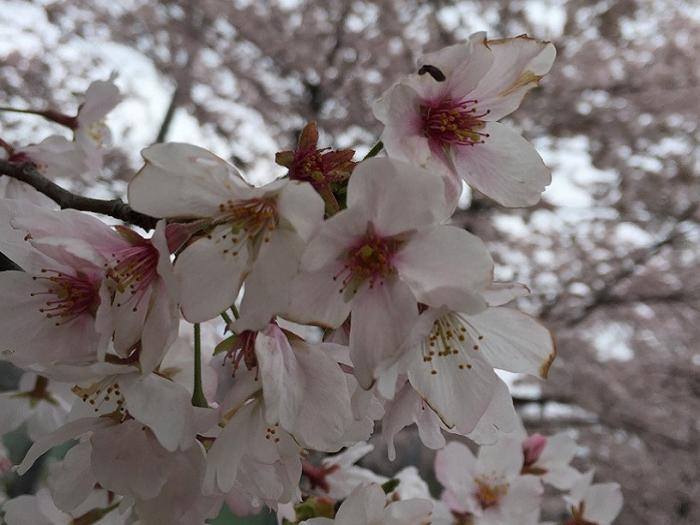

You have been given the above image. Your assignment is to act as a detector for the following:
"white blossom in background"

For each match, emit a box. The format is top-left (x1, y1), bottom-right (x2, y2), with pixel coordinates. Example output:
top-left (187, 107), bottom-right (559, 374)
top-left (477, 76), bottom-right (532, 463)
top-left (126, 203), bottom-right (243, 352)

top-left (561, 470), bottom-right (624, 525)
top-left (301, 483), bottom-right (433, 525)
top-left (435, 439), bottom-right (543, 525)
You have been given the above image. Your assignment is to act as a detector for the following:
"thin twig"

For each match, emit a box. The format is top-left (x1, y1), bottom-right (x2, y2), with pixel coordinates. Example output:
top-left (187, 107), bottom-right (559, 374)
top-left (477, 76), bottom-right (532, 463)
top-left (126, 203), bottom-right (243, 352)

top-left (0, 159), bottom-right (157, 230)
top-left (155, 86), bottom-right (180, 143)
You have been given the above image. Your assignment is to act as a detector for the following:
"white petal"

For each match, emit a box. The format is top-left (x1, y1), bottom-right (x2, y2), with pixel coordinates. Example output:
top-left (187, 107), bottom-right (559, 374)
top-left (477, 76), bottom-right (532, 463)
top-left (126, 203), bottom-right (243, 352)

top-left (407, 334), bottom-right (499, 432)
top-left (139, 278), bottom-right (180, 374)
top-left (471, 36), bottom-right (556, 121)
top-left (276, 180), bottom-right (325, 242)
top-left (129, 142), bottom-right (248, 218)
top-left (16, 417), bottom-right (111, 475)
top-left (499, 475), bottom-right (543, 517)
top-left (350, 278), bottom-right (419, 388)
top-left (396, 226), bottom-right (493, 312)
top-left (174, 226), bottom-right (250, 322)
top-left (466, 307), bottom-right (556, 378)
top-left (435, 441), bottom-right (477, 496)
top-left (287, 340), bottom-right (355, 450)
top-left (347, 158), bottom-right (450, 236)
top-left (301, 207), bottom-right (367, 272)
top-left (47, 440), bottom-right (96, 512)
top-left (482, 281), bottom-right (530, 306)
top-left (287, 265), bottom-right (352, 328)
top-left (476, 436), bottom-right (524, 479)
top-left (334, 484), bottom-right (386, 525)
top-left (90, 419), bottom-right (174, 499)
top-left (452, 121), bottom-right (551, 207)
top-left (235, 229), bottom-right (305, 332)
top-left (462, 378), bottom-right (518, 442)
top-left (584, 483), bottom-right (624, 525)
top-left (121, 373), bottom-right (193, 452)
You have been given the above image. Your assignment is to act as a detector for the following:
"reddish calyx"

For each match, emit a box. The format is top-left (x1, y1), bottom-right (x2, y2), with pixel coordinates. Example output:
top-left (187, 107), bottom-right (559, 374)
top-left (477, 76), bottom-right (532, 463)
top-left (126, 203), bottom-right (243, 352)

top-left (276, 121), bottom-right (356, 216)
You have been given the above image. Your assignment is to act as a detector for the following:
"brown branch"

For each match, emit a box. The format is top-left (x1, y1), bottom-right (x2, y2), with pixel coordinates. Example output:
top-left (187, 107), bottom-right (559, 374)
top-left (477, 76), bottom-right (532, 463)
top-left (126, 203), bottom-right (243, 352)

top-left (0, 160), bottom-right (157, 230)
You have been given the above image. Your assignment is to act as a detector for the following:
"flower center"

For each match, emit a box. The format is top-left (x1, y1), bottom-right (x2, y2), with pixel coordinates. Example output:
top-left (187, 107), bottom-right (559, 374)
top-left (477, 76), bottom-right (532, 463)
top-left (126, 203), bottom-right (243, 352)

top-left (106, 240), bottom-right (159, 312)
top-left (420, 98), bottom-right (490, 147)
top-left (421, 312), bottom-right (485, 376)
top-left (212, 197), bottom-right (278, 257)
top-left (225, 330), bottom-right (259, 374)
top-left (334, 224), bottom-right (402, 296)
top-left (31, 269), bottom-right (100, 325)
top-left (564, 504), bottom-right (597, 525)
top-left (475, 476), bottom-right (509, 509)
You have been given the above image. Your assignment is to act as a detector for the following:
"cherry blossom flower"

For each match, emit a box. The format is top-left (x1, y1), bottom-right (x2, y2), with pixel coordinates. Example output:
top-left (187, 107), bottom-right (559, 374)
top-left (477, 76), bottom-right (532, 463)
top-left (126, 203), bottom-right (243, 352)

top-left (0, 373), bottom-right (72, 441)
top-left (521, 432), bottom-right (580, 490)
top-left (0, 214), bottom-right (106, 370)
top-left (436, 439), bottom-right (543, 525)
top-left (374, 32), bottom-right (556, 207)
top-left (128, 142), bottom-right (325, 325)
top-left (288, 157), bottom-right (494, 387)
top-left (203, 375), bottom-right (303, 508)
top-left (301, 483), bottom-right (433, 525)
top-left (74, 78), bottom-right (122, 174)
top-left (561, 471), bottom-right (623, 525)
top-left (6, 203), bottom-right (179, 374)
top-left (2, 488), bottom-right (130, 525)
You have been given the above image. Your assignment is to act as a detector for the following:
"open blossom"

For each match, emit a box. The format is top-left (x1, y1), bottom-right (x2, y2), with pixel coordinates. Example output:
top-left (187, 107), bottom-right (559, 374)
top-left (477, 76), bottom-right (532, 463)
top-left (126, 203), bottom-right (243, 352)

top-left (436, 439), bottom-right (543, 525)
top-left (128, 142), bottom-right (325, 325)
top-left (301, 483), bottom-right (433, 525)
top-left (520, 432), bottom-right (580, 490)
top-left (74, 78), bottom-right (122, 174)
top-left (374, 32), bottom-right (555, 207)
top-left (2, 488), bottom-right (130, 525)
top-left (0, 213), bottom-right (105, 369)
top-left (0, 373), bottom-right (72, 441)
top-left (288, 157), bottom-right (494, 387)
top-left (560, 471), bottom-right (623, 525)
top-left (5, 203), bottom-right (179, 374)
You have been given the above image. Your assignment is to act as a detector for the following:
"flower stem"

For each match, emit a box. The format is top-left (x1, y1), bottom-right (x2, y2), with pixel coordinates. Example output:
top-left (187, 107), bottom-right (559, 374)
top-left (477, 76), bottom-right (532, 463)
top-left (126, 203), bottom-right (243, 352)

top-left (191, 323), bottom-right (209, 408)
top-left (363, 141), bottom-right (384, 159)
top-left (230, 304), bottom-right (240, 319)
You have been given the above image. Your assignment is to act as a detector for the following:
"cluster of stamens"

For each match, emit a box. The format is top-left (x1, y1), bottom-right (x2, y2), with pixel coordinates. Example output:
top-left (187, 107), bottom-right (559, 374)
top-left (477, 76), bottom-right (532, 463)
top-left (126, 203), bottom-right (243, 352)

top-left (421, 98), bottom-right (490, 147)
top-left (73, 379), bottom-right (126, 416)
top-left (30, 269), bottom-right (100, 325)
top-left (564, 503), bottom-right (596, 525)
top-left (334, 225), bottom-right (401, 295)
top-left (106, 241), bottom-right (159, 311)
top-left (265, 422), bottom-right (281, 443)
top-left (422, 313), bottom-right (485, 375)
top-left (225, 330), bottom-right (259, 376)
top-left (475, 475), bottom-right (509, 509)
top-left (213, 197), bottom-right (278, 257)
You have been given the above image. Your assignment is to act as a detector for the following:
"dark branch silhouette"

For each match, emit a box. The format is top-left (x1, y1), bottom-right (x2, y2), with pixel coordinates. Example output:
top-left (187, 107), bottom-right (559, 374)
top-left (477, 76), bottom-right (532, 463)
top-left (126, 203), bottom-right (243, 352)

top-left (0, 160), bottom-right (157, 230)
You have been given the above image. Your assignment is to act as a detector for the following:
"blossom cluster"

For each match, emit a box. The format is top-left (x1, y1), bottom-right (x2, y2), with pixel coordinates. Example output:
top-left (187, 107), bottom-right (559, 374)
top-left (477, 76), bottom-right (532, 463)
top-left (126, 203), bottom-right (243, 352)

top-left (0, 33), bottom-right (622, 524)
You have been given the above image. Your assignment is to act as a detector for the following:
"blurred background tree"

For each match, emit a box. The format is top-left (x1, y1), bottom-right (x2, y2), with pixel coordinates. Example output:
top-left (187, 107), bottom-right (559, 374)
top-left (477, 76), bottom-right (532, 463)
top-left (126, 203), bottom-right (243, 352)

top-left (1, 1), bottom-right (698, 523)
